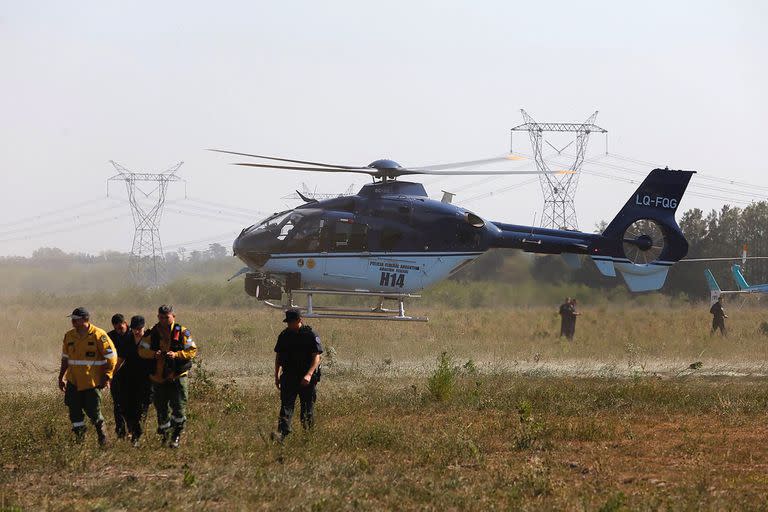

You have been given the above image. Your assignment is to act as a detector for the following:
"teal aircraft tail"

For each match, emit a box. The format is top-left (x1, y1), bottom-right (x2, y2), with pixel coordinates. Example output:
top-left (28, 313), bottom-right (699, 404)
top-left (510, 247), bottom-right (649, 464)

top-left (705, 269), bottom-right (721, 305)
top-left (705, 269), bottom-right (721, 293)
top-left (731, 264), bottom-right (750, 290)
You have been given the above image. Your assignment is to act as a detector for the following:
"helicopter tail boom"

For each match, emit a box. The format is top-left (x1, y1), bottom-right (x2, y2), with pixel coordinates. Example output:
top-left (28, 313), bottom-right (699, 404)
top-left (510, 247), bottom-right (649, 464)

top-left (491, 168), bottom-right (694, 292)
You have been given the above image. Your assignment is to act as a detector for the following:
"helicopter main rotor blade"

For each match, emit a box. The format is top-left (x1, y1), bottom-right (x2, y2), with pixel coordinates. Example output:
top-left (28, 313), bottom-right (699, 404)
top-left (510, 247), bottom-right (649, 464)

top-left (234, 162), bottom-right (376, 175)
top-left (409, 154), bottom-right (526, 171)
top-left (208, 149), bottom-right (362, 170)
top-left (398, 169), bottom-right (571, 176)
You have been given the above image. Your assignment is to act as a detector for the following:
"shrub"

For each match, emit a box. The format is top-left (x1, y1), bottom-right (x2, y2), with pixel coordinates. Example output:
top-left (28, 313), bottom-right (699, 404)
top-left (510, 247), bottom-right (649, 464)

top-left (428, 352), bottom-right (458, 402)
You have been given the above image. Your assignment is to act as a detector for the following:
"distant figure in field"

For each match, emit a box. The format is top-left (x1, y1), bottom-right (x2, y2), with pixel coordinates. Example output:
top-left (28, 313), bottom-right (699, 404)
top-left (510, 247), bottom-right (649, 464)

top-left (710, 296), bottom-right (728, 336)
top-left (567, 299), bottom-right (581, 340)
top-left (272, 309), bottom-right (323, 443)
top-left (558, 297), bottom-right (572, 338)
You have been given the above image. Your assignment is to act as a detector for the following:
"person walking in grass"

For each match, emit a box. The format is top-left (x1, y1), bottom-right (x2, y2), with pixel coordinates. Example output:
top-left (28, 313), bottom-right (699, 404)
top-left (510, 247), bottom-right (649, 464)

top-left (114, 315), bottom-right (154, 447)
top-left (139, 305), bottom-right (198, 448)
top-left (558, 297), bottom-right (572, 338)
top-left (710, 295), bottom-right (728, 336)
top-left (272, 309), bottom-right (323, 443)
top-left (107, 313), bottom-right (129, 440)
top-left (58, 307), bottom-right (118, 446)
top-left (567, 299), bottom-right (581, 340)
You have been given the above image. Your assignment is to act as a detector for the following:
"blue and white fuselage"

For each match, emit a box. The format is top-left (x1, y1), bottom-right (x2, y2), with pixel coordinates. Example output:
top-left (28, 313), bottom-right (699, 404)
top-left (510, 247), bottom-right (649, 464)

top-left (233, 169), bottom-right (694, 297)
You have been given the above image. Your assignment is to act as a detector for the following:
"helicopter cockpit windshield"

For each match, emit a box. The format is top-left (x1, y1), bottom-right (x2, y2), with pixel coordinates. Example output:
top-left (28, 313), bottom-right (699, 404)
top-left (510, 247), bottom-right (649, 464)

top-left (237, 208), bottom-right (325, 255)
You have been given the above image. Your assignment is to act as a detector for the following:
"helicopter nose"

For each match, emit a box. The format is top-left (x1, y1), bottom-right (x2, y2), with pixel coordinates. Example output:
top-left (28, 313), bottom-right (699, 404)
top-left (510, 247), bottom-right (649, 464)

top-left (233, 229), bottom-right (272, 268)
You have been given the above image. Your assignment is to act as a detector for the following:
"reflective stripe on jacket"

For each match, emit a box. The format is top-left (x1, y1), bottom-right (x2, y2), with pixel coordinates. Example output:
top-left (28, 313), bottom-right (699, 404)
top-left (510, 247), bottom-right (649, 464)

top-left (61, 324), bottom-right (117, 391)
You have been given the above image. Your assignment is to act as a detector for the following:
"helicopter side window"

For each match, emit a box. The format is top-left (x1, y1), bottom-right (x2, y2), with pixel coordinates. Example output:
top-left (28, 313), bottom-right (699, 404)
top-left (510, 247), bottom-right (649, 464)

top-left (284, 217), bottom-right (324, 252)
top-left (275, 214), bottom-right (302, 241)
top-left (332, 221), bottom-right (368, 252)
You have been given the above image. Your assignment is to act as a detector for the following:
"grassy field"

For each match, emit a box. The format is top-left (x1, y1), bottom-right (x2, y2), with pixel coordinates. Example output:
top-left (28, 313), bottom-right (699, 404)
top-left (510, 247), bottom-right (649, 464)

top-left (1, 302), bottom-right (768, 510)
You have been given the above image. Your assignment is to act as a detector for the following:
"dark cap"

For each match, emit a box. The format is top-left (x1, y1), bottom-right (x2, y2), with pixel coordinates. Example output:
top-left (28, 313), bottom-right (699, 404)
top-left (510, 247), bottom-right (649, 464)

top-left (158, 304), bottom-right (174, 315)
top-left (111, 313), bottom-right (125, 325)
top-left (283, 309), bottom-right (301, 323)
top-left (129, 315), bottom-right (146, 330)
top-left (67, 307), bottom-right (90, 320)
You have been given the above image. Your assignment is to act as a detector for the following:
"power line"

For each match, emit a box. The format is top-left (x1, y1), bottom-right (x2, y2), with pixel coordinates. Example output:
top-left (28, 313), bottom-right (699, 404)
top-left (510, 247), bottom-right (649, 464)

top-left (0, 213), bottom-right (133, 243)
top-left (456, 177), bottom-right (540, 205)
top-left (164, 230), bottom-right (239, 250)
top-left (0, 198), bottom-right (118, 230)
top-left (185, 196), bottom-right (267, 217)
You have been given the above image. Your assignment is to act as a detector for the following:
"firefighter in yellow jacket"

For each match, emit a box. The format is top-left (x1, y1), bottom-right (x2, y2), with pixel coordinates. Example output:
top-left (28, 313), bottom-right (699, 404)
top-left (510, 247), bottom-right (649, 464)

top-left (57, 307), bottom-right (117, 446)
top-left (139, 304), bottom-right (197, 448)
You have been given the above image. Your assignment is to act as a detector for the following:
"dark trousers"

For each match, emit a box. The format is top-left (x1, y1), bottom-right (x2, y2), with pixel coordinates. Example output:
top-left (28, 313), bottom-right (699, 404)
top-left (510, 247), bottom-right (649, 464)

top-left (64, 383), bottom-right (103, 430)
top-left (278, 378), bottom-right (317, 436)
top-left (712, 317), bottom-right (726, 335)
top-left (117, 378), bottom-right (153, 439)
top-left (110, 379), bottom-right (127, 437)
top-left (560, 317), bottom-right (575, 340)
top-left (153, 376), bottom-right (189, 434)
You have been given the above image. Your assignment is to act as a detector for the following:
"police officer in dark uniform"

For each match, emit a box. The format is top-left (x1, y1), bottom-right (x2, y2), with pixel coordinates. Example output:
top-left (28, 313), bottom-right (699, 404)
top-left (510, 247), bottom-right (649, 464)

top-left (113, 315), bottom-right (154, 447)
top-left (710, 296), bottom-right (728, 335)
top-left (107, 313), bottom-right (129, 439)
top-left (272, 309), bottom-right (323, 442)
top-left (558, 298), bottom-right (571, 338)
top-left (567, 298), bottom-right (581, 340)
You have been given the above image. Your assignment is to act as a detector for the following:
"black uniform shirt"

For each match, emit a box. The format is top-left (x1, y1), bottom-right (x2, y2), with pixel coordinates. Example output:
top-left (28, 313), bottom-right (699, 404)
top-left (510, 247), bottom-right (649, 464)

top-left (710, 302), bottom-right (726, 319)
top-left (274, 325), bottom-right (323, 381)
top-left (112, 331), bottom-right (153, 384)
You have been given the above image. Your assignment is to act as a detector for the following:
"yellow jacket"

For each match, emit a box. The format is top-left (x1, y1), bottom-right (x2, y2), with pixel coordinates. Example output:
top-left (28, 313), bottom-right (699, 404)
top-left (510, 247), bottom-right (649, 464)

top-left (61, 324), bottom-right (117, 391)
top-left (138, 322), bottom-right (197, 380)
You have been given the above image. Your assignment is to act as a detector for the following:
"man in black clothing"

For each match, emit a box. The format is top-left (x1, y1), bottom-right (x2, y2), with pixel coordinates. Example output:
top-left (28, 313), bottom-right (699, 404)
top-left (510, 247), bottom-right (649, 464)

top-left (273, 309), bottom-right (323, 442)
top-left (558, 298), bottom-right (572, 338)
top-left (114, 315), bottom-right (155, 446)
top-left (107, 313), bottom-right (129, 439)
top-left (567, 299), bottom-right (581, 340)
top-left (710, 296), bottom-right (728, 336)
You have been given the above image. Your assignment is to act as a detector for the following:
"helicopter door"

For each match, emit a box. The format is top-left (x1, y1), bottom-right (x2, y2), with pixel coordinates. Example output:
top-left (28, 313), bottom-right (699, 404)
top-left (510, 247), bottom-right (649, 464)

top-left (322, 218), bottom-right (370, 287)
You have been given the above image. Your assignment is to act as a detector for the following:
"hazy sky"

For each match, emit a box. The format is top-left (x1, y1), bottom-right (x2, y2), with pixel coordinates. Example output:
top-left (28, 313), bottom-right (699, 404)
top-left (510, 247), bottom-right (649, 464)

top-left (1, 1), bottom-right (766, 256)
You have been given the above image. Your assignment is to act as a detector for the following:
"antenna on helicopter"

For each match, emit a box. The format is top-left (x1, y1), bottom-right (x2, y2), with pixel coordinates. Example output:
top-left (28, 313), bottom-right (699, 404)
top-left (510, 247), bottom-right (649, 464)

top-left (440, 191), bottom-right (456, 204)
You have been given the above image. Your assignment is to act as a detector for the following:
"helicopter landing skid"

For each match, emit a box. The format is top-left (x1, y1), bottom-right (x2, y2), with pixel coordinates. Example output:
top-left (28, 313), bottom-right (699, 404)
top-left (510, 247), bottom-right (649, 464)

top-left (263, 289), bottom-right (428, 322)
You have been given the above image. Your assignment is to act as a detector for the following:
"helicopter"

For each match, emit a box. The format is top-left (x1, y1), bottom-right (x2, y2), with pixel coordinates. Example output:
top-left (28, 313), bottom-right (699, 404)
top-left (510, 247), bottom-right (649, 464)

top-left (213, 149), bottom-right (695, 321)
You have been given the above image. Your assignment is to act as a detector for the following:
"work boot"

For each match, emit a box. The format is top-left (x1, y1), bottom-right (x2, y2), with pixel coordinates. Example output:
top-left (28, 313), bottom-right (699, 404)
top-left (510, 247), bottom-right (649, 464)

top-left (169, 425), bottom-right (183, 449)
top-left (73, 426), bottom-right (86, 444)
top-left (158, 427), bottom-right (169, 447)
top-left (270, 431), bottom-right (285, 445)
top-left (95, 422), bottom-right (108, 448)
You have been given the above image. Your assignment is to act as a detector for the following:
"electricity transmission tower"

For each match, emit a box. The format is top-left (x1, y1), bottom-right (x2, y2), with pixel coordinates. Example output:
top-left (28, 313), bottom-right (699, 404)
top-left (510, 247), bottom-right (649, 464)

top-left (107, 161), bottom-right (184, 287)
top-left (282, 183), bottom-right (355, 201)
top-left (511, 110), bottom-right (607, 230)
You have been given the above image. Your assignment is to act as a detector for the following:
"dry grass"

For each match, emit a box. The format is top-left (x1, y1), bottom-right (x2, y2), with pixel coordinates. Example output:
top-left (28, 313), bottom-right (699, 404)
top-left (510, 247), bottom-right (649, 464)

top-left (1, 375), bottom-right (768, 510)
top-left (2, 303), bottom-right (768, 385)
top-left (1, 301), bottom-right (768, 510)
